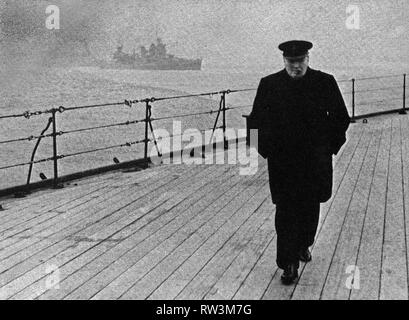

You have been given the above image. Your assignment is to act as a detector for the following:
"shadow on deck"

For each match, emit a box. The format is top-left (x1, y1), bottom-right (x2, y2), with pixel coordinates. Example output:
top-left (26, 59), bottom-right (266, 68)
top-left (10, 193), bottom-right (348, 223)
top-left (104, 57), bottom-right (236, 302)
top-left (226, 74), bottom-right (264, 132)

top-left (1, 114), bottom-right (409, 300)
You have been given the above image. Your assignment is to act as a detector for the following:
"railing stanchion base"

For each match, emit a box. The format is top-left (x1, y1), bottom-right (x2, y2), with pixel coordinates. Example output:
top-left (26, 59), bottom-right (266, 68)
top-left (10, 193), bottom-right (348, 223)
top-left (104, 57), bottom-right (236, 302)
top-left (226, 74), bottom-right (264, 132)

top-left (53, 183), bottom-right (64, 189)
top-left (14, 191), bottom-right (29, 198)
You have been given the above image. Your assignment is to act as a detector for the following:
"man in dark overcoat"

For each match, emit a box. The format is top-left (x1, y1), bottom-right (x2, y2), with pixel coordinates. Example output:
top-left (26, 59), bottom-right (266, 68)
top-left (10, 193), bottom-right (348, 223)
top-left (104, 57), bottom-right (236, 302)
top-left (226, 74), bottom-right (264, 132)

top-left (248, 40), bottom-right (350, 284)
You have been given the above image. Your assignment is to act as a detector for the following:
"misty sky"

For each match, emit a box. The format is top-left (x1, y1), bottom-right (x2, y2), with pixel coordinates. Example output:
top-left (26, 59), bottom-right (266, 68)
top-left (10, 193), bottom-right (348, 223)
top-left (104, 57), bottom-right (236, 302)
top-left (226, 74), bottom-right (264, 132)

top-left (1, 0), bottom-right (408, 73)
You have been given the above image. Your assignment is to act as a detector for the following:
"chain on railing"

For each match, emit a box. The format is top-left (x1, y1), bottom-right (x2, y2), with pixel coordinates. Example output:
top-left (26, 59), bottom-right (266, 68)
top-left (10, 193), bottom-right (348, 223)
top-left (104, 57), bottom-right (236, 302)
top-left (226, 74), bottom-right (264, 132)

top-left (0, 108), bottom-right (53, 120)
top-left (0, 73), bottom-right (407, 192)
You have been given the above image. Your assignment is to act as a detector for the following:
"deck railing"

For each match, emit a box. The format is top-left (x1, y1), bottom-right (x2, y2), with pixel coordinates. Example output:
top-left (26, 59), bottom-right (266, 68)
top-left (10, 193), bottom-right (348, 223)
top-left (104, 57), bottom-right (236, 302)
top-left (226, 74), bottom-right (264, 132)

top-left (0, 88), bottom-right (253, 196)
top-left (0, 72), bottom-right (407, 197)
top-left (339, 73), bottom-right (407, 121)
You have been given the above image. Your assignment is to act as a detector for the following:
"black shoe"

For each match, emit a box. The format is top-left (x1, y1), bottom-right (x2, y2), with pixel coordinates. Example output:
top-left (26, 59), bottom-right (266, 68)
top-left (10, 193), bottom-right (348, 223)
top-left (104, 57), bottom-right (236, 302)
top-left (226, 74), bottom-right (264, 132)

top-left (299, 247), bottom-right (312, 262)
top-left (280, 264), bottom-right (298, 285)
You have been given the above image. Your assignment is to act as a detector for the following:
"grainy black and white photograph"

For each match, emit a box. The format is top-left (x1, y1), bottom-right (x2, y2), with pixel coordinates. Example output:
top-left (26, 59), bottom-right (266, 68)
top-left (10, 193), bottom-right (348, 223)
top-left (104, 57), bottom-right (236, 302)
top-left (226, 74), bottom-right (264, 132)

top-left (0, 0), bottom-right (408, 307)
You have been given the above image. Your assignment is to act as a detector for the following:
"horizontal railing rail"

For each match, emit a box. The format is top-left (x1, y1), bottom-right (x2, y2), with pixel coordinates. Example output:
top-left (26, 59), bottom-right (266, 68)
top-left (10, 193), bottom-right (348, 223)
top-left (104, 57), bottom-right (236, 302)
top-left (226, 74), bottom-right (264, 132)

top-left (0, 72), bottom-right (407, 197)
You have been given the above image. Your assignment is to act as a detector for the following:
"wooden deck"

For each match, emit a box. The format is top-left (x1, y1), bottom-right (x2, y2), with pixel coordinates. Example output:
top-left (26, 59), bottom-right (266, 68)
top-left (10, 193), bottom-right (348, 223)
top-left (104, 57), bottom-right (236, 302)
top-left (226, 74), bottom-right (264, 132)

top-left (1, 114), bottom-right (409, 300)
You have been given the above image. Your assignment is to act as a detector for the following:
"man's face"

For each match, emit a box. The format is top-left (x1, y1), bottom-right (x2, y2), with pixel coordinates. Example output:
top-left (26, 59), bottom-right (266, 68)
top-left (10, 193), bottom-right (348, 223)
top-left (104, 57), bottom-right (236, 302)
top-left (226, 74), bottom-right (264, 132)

top-left (284, 55), bottom-right (309, 79)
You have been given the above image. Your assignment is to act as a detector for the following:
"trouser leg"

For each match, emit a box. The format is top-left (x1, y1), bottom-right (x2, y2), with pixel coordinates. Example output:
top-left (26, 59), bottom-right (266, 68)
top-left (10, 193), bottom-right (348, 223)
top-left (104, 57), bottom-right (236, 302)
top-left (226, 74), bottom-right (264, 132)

top-left (297, 200), bottom-right (320, 249)
top-left (275, 199), bottom-right (320, 269)
top-left (275, 201), bottom-right (300, 269)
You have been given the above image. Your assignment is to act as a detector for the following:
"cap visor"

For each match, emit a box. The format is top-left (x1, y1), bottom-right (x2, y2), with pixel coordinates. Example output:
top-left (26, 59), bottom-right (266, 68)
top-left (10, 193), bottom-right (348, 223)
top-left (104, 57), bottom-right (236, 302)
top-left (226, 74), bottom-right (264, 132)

top-left (284, 54), bottom-right (308, 61)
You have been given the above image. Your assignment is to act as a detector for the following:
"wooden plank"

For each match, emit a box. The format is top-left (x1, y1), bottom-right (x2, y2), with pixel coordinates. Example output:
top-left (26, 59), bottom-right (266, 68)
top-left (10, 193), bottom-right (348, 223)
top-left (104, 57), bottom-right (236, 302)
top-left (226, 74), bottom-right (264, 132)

top-left (290, 123), bottom-right (375, 300)
top-left (0, 164), bottom-right (176, 236)
top-left (0, 165), bottom-right (165, 227)
top-left (0, 169), bottom-right (124, 217)
top-left (89, 167), bottom-right (268, 299)
top-left (202, 199), bottom-right (275, 300)
top-left (320, 121), bottom-right (383, 299)
top-left (0, 183), bottom-right (134, 259)
top-left (400, 117), bottom-right (409, 300)
top-left (40, 164), bottom-right (240, 300)
top-left (0, 173), bottom-right (139, 238)
top-left (0, 163), bottom-right (187, 246)
top-left (143, 184), bottom-right (270, 300)
top-left (151, 170), bottom-right (273, 300)
top-left (0, 164), bottom-right (178, 261)
top-left (232, 236), bottom-right (277, 300)
top-left (0, 177), bottom-right (110, 227)
top-left (0, 165), bottom-right (170, 240)
top-left (332, 122), bottom-right (362, 166)
top-left (349, 120), bottom-right (393, 299)
top-left (174, 194), bottom-right (271, 300)
top-left (261, 122), bottom-right (367, 300)
top-left (1, 164), bottom-right (218, 299)
top-left (0, 163), bottom-right (204, 293)
top-left (380, 117), bottom-right (408, 299)
top-left (12, 163), bottom-right (234, 299)
top-left (121, 180), bottom-right (270, 300)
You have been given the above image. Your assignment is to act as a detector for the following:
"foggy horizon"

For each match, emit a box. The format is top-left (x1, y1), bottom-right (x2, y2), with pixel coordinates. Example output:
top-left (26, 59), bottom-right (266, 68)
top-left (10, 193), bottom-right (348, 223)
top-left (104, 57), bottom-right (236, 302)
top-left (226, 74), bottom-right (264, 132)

top-left (1, 0), bottom-right (408, 75)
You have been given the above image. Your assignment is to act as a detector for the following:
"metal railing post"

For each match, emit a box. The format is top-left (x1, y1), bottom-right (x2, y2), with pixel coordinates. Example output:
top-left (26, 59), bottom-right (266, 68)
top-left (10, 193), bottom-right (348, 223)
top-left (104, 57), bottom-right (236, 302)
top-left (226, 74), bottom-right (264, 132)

top-left (51, 108), bottom-right (59, 188)
top-left (144, 100), bottom-right (149, 160)
top-left (399, 73), bottom-right (407, 115)
top-left (350, 78), bottom-right (356, 123)
top-left (222, 91), bottom-right (228, 149)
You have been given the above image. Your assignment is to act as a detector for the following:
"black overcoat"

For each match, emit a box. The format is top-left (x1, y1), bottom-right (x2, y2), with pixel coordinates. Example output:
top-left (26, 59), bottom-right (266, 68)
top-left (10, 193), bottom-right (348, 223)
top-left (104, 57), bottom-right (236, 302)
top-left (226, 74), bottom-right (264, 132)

top-left (248, 67), bottom-right (350, 204)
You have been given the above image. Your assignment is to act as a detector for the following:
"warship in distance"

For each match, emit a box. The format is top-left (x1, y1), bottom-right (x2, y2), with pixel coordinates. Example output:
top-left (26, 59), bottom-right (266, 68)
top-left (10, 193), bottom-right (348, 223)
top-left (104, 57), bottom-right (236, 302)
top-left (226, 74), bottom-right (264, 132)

top-left (105, 38), bottom-right (202, 70)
